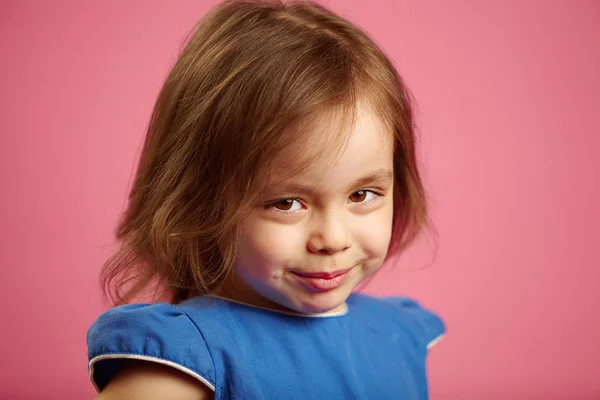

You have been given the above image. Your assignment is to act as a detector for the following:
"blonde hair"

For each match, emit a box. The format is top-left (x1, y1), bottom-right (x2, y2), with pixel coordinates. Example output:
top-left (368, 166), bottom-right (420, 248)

top-left (101, 0), bottom-right (427, 305)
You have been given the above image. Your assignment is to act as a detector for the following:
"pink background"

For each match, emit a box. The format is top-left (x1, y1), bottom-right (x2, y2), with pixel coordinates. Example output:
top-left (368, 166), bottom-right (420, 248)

top-left (1, 0), bottom-right (599, 399)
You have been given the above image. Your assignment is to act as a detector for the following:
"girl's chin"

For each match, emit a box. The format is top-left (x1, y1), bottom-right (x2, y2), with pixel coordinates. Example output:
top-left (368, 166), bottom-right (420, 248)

top-left (285, 291), bottom-right (351, 315)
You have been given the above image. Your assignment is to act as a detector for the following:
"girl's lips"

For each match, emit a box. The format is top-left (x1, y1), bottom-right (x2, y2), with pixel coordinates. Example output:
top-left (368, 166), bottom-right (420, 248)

top-left (292, 267), bottom-right (353, 280)
top-left (292, 268), bottom-right (353, 291)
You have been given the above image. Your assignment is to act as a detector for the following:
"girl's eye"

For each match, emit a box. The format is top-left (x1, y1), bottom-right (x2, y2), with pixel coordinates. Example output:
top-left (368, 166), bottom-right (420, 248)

top-left (349, 190), bottom-right (377, 203)
top-left (267, 191), bottom-right (380, 213)
top-left (271, 199), bottom-right (303, 212)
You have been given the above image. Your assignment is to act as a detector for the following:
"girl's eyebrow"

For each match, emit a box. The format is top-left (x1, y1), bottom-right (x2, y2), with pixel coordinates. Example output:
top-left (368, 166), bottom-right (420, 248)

top-left (271, 168), bottom-right (393, 196)
top-left (350, 168), bottom-right (393, 190)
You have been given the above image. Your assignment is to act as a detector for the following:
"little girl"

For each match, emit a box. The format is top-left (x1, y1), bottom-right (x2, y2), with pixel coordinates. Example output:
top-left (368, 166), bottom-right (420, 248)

top-left (87, 0), bottom-right (445, 398)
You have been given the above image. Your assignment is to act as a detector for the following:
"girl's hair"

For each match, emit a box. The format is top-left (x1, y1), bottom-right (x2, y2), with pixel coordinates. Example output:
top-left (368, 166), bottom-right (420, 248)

top-left (101, 0), bottom-right (427, 305)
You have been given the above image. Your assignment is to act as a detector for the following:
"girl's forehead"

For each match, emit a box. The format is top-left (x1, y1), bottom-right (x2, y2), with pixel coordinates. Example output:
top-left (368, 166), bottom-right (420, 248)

top-left (265, 105), bottom-right (393, 189)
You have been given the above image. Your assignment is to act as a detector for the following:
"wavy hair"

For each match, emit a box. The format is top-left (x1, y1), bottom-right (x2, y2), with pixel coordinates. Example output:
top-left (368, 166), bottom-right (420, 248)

top-left (101, 0), bottom-right (427, 305)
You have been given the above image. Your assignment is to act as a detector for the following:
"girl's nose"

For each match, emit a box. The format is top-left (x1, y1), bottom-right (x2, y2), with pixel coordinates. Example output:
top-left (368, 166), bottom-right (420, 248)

top-left (307, 213), bottom-right (352, 255)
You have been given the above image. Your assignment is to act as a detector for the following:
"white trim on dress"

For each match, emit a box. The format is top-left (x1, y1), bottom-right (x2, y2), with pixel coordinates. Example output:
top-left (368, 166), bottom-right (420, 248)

top-left (88, 354), bottom-right (216, 393)
top-left (427, 333), bottom-right (445, 350)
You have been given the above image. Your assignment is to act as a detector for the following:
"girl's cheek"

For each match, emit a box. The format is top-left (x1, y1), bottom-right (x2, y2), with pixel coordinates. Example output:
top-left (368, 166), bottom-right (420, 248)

top-left (356, 222), bottom-right (392, 254)
top-left (242, 219), bottom-right (303, 263)
top-left (355, 207), bottom-right (394, 254)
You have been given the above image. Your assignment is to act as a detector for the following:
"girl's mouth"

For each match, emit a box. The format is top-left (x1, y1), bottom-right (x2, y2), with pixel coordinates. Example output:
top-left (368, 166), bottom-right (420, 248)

top-left (292, 268), bottom-right (353, 291)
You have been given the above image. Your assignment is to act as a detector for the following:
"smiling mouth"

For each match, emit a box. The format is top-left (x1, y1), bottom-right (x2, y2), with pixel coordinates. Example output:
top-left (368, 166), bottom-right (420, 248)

top-left (291, 267), bottom-right (353, 280)
top-left (291, 267), bottom-right (354, 291)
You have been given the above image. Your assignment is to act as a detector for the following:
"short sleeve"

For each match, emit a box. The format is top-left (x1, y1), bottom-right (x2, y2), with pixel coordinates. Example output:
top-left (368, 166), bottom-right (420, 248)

top-left (387, 297), bottom-right (446, 350)
top-left (87, 303), bottom-right (215, 393)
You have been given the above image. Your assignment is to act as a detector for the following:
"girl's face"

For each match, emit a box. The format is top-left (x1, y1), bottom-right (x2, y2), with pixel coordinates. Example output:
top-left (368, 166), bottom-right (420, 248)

top-left (222, 104), bottom-right (395, 315)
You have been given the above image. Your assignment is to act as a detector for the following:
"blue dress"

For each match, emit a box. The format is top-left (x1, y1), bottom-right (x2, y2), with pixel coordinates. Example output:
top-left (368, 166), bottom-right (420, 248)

top-left (87, 292), bottom-right (445, 399)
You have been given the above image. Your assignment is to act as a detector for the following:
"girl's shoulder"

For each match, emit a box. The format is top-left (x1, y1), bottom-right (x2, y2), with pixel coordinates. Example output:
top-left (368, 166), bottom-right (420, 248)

top-left (348, 292), bottom-right (446, 350)
top-left (87, 296), bottom-right (273, 394)
top-left (87, 301), bottom-right (217, 395)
